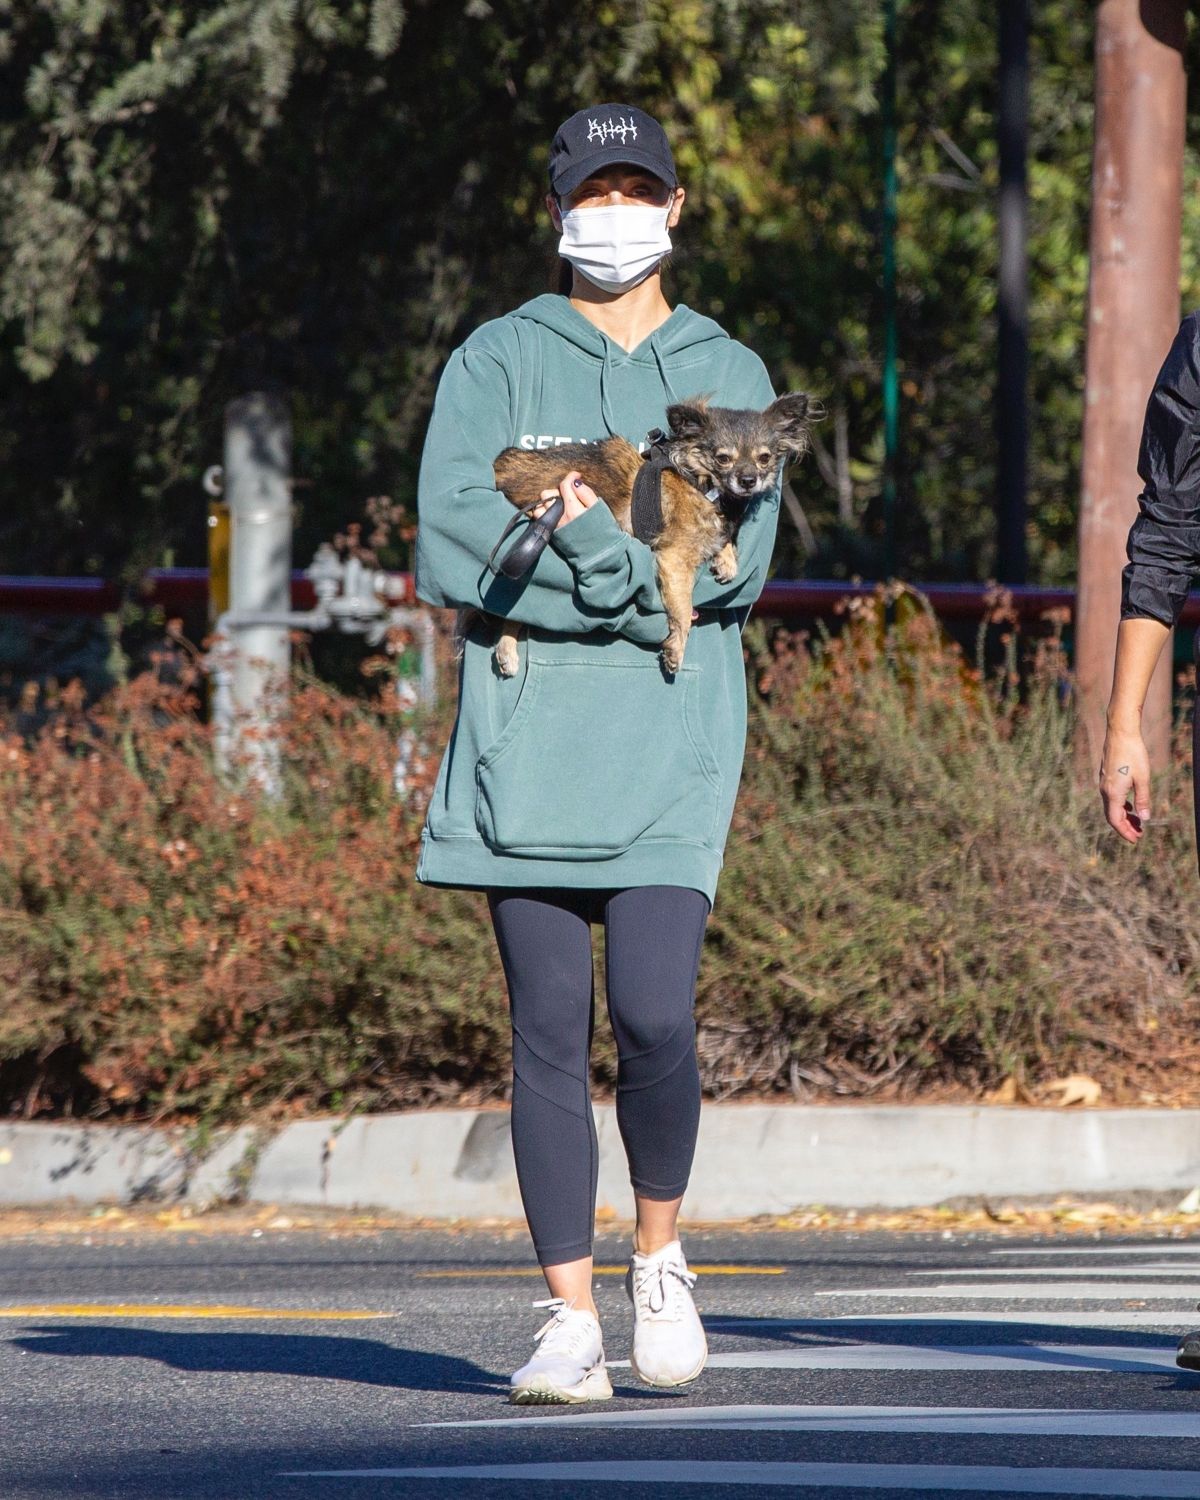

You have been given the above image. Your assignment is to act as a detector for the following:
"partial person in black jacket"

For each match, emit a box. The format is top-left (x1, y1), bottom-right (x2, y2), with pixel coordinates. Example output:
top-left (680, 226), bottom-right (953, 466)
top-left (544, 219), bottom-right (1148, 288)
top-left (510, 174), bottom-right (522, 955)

top-left (1100, 309), bottom-right (1200, 840)
top-left (1098, 309), bottom-right (1200, 1372)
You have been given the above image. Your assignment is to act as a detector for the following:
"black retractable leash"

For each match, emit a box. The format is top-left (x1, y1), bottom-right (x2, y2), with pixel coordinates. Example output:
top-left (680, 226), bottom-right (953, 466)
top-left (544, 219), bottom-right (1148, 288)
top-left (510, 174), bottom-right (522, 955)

top-left (486, 495), bottom-right (565, 580)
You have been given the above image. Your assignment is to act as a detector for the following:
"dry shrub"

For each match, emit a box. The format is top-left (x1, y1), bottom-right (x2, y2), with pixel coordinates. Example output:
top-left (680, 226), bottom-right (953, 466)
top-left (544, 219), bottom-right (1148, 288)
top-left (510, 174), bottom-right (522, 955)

top-left (0, 631), bottom-right (509, 1123)
top-left (2, 588), bottom-right (1198, 1124)
top-left (707, 586), bottom-right (1200, 1102)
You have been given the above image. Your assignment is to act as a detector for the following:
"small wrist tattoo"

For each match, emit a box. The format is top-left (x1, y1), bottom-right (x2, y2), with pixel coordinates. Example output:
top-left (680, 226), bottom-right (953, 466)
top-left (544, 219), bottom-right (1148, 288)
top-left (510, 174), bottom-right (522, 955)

top-left (1117, 765), bottom-right (1130, 775)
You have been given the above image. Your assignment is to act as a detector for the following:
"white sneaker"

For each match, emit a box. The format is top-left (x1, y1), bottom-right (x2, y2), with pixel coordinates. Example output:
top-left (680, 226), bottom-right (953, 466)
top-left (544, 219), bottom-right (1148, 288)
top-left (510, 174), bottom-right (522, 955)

top-left (625, 1239), bottom-right (708, 1387)
top-left (509, 1297), bottom-right (613, 1405)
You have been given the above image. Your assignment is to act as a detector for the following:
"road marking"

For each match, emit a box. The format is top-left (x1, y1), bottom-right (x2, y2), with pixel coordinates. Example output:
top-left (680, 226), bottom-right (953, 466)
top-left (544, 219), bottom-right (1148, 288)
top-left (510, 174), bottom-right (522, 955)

top-left (854, 1310), bottom-right (1199, 1327)
top-left (422, 1403), bottom-right (1200, 1435)
top-left (415, 1265), bottom-right (785, 1278)
top-left (910, 1266), bottom-right (1200, 1278)
top-left (710, 1311), bottom-right (1196, 1328)
top-left (278, 1459), bottom-right (1200, 1493)
top-left (0, 1304), bottom-right (391, 1320)
top-left (817, 1282), bottom-right (1200, 1300)
top-left (602, 1344), bottom-right (1178, 1373)
top-left (991, 1246), bottom-right (1200, 1257)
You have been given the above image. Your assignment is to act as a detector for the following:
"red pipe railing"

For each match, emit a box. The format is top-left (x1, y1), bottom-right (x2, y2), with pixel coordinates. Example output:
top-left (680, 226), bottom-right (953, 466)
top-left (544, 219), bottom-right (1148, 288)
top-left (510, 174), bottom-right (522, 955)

top-left (0, 571), bottom-right (1185, 625)
top-left (753, 580), bottom-right (1078, 621)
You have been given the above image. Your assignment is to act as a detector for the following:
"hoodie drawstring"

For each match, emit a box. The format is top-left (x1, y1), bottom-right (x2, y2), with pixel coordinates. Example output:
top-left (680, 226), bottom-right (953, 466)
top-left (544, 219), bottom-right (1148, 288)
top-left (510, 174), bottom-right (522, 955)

top-left (599, 342), bottom-right (618, 437)
top-left (565, 317), bottom-right (683, 440)
top-left (651, 336), bottom-right (681, 409)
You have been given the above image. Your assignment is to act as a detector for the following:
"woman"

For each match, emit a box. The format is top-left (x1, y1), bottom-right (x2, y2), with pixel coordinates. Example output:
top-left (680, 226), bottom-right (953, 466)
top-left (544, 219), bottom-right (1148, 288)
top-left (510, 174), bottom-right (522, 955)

top-left (1099, 309), bottom-right (1200, 1373)
top-left (1099, 311), bottom-right (1200, 846)
top-left (412, 102), bottom-right (784, 1404)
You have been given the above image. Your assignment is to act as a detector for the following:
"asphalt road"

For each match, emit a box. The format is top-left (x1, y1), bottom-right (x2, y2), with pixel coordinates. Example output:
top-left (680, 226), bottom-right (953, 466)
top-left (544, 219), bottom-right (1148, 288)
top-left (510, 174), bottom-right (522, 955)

top-left (3, 1224), bottom-right (1200, 1498)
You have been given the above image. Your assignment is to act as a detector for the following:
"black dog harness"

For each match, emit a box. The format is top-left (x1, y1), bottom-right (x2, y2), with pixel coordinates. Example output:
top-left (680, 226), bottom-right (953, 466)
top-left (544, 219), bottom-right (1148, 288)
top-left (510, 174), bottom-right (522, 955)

top-left (630, 428), bottom-right (674, 544)
top-left (631, 427), bottom-right (724, 544)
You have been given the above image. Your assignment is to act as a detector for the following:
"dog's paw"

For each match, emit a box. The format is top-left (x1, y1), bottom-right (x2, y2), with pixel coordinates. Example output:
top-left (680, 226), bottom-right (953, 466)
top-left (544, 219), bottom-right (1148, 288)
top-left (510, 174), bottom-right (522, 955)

top-left (710, 541), bottom-right (739, 584)
top-left (494, 639), bottom-right (520, 677)
top-left (660, 636), bottom-right (684, 676)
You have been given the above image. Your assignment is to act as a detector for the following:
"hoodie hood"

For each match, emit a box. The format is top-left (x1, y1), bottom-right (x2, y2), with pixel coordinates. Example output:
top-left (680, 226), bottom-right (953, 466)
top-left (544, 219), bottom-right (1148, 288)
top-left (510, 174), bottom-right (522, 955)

top-left (508, 293), bottom-right (733, 435)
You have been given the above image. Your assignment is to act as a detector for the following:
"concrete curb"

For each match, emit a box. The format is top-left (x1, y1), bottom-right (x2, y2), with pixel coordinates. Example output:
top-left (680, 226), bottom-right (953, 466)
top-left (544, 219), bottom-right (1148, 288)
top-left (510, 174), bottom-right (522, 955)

top-left (1, 1105), bottom-right (1199, 1218)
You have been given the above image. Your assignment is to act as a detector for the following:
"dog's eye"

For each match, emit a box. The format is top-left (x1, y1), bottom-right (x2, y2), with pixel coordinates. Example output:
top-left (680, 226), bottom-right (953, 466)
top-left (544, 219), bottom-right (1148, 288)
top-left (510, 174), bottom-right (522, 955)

top-left (715, 451), bottom-right (734, 466)
top-left (756, 452), bottom-right (772, 466)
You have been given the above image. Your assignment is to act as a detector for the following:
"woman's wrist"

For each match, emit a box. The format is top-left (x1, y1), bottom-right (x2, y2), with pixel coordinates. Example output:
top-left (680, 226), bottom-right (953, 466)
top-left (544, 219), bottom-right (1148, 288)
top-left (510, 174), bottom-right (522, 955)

top-left (1107, 617), bottom-right (1169, 738)
top-left (1105, 702), bottom-right (1143, 734)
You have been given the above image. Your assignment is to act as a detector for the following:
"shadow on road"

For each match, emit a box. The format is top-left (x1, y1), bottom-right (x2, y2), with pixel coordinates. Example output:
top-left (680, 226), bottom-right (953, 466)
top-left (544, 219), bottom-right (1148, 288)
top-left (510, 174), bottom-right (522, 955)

top-left (10, 1326), bottom-right (503, 1394)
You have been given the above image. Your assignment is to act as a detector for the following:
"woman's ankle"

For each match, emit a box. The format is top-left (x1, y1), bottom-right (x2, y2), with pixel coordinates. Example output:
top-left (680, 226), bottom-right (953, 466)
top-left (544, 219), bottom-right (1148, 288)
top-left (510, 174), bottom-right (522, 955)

top-left (632, 1232), bottom-right (679, 1257)
top-left (542, 1253), bottom-right (598, 1318)
top-left (633, 1193), bottom-right (684, 1257)
top-left (547, 1290), bottom-right (599, 1319)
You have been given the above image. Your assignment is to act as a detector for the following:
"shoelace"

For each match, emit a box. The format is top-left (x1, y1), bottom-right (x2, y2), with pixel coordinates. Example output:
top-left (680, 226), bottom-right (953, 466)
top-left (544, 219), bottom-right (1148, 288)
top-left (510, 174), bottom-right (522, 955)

top-left (529, 1296), bottom-right (595, 1357)
top-left (631, 1257), bottom-right (697, 1320)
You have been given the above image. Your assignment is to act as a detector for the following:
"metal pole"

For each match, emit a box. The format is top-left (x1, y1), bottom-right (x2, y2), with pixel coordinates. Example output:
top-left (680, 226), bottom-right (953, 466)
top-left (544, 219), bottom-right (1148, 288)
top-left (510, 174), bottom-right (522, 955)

top-left (881, 0), bottom-right (899, 579)
top-left (1075, 0), bottom-right (1185, 775)
top-left (219, 393), bottom-right (293, 793)
top-left (996, 0), bottom-right (1029, 585)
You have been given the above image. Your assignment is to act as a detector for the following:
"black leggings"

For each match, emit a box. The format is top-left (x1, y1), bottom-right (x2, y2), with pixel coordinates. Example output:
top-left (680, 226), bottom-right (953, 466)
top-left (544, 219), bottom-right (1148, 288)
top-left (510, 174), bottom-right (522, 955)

top-left (486, 885), bottom-right (710, 1268)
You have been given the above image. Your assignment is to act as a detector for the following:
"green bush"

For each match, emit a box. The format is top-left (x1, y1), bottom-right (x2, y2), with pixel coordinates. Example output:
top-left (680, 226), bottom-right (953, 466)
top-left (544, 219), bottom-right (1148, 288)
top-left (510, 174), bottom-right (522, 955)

top-left (0, 592), bottom-right (1196, 1125)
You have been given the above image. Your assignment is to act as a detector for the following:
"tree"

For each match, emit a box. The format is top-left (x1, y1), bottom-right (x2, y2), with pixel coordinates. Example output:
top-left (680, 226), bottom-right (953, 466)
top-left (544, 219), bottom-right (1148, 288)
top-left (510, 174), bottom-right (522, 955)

top-left (2, 1), bottom-right (1200, 596)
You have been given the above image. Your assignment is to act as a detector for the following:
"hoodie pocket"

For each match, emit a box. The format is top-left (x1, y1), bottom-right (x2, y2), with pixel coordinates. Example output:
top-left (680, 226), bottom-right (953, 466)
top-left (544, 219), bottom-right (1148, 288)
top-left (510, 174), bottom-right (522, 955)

top-left (474, 658), bottom-right (722, 858)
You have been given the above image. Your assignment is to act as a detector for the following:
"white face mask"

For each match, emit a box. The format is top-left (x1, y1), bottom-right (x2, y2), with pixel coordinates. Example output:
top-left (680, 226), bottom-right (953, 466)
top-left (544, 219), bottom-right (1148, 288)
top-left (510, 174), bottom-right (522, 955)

top-left (557, 202), bottom-right (673, 294)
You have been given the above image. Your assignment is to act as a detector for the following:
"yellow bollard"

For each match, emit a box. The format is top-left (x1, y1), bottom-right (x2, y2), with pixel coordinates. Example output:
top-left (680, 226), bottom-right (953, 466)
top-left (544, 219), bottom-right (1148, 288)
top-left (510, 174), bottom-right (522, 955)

top-left (207, 499), bottom-right (230, 628)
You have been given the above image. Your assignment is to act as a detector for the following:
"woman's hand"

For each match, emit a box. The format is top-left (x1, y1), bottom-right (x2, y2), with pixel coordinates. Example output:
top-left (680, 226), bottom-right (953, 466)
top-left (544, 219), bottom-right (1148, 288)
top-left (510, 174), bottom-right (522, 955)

top-left (529, 470), bottom-right (699, 622)
top-left (1099, 719), bottom-right (1152, 843)
top-left (1100, 618), bottom-right (1169, 845)
top-left (528, 471), bottom-right (599, 529)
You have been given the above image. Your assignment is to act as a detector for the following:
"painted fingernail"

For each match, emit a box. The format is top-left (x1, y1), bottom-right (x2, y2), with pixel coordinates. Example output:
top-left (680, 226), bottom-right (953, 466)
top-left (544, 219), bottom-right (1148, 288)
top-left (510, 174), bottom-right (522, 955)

top-left (573, 477), bottom-right (582, 487)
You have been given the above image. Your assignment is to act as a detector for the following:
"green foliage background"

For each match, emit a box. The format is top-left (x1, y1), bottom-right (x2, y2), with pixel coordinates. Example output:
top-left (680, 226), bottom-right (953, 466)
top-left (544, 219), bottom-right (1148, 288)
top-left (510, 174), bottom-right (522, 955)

top-left (4, 1), bottom-right (1200, 587)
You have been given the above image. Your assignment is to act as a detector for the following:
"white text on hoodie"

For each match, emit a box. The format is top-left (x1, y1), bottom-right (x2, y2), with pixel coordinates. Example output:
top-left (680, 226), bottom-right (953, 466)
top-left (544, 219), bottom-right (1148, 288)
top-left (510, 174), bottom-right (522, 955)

top-left (518, 434), bottom-right (653, 452)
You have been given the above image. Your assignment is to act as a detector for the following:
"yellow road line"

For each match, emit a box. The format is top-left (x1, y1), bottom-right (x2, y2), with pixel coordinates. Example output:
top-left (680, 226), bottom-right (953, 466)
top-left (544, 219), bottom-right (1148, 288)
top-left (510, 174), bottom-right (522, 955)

top-left (416, 1265), bottom-right (786, 1278)
top-left (0, 1304), bottom-right (391, 1320)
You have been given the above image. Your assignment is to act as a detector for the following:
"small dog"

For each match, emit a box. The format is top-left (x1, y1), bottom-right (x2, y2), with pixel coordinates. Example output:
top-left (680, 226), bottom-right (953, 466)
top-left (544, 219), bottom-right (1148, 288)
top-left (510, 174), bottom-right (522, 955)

top-left (463, 393), bottom-right (812, 676)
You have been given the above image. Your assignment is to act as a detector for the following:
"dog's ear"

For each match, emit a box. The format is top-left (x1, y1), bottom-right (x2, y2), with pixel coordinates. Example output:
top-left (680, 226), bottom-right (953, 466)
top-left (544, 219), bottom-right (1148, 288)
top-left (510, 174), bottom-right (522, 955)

top-left (666, 399), bottom-right (713, 441)
top-left (766, 392), bottom-right (813, 453)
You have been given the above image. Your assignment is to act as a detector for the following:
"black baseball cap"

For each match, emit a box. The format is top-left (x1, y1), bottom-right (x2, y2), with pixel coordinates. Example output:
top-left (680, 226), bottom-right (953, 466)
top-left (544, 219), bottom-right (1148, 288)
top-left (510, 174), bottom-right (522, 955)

top-left (548, 104), bottom-right (677, 199)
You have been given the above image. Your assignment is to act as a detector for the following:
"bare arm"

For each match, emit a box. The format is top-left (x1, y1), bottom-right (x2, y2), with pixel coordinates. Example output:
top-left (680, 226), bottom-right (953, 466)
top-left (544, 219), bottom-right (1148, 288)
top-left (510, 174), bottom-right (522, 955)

top-left (1102, 315), bottom-right (1200, 842)
top-left (1099, 617), bottom-right (1170, 843)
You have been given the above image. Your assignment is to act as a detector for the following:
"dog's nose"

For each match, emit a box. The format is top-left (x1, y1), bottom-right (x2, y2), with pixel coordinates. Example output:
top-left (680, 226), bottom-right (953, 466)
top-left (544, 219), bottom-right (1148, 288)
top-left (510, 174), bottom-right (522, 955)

top-left (735, 472), bottom-right (757, 490)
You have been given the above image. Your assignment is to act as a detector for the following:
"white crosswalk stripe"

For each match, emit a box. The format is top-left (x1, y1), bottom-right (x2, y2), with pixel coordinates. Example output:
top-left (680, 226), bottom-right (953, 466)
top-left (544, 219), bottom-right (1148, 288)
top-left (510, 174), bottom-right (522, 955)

top-left (601, 1344), bottom-right (1180, 1372)
top-left (990, 1246), bottom-right (1200, 1257)
top-left (713, 1311), bottom-right (1196, 1328)
top-left (283, 1460), bottom-right (1200, 1494)
top-left (817, 1280), bottom-right (1200, 1299)
top-left (301, 1247), bottom-right (1200, 1493)
top-left (909, 1264), bottom-right (1200, 1277)
top-left (426, 1403), bottom-right (1200, 1435)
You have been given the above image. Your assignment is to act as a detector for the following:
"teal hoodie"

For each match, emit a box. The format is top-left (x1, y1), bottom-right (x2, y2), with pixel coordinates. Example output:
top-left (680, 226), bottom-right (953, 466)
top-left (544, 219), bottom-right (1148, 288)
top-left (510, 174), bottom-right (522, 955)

top-left (412, 293), bottom-right (779, 908)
